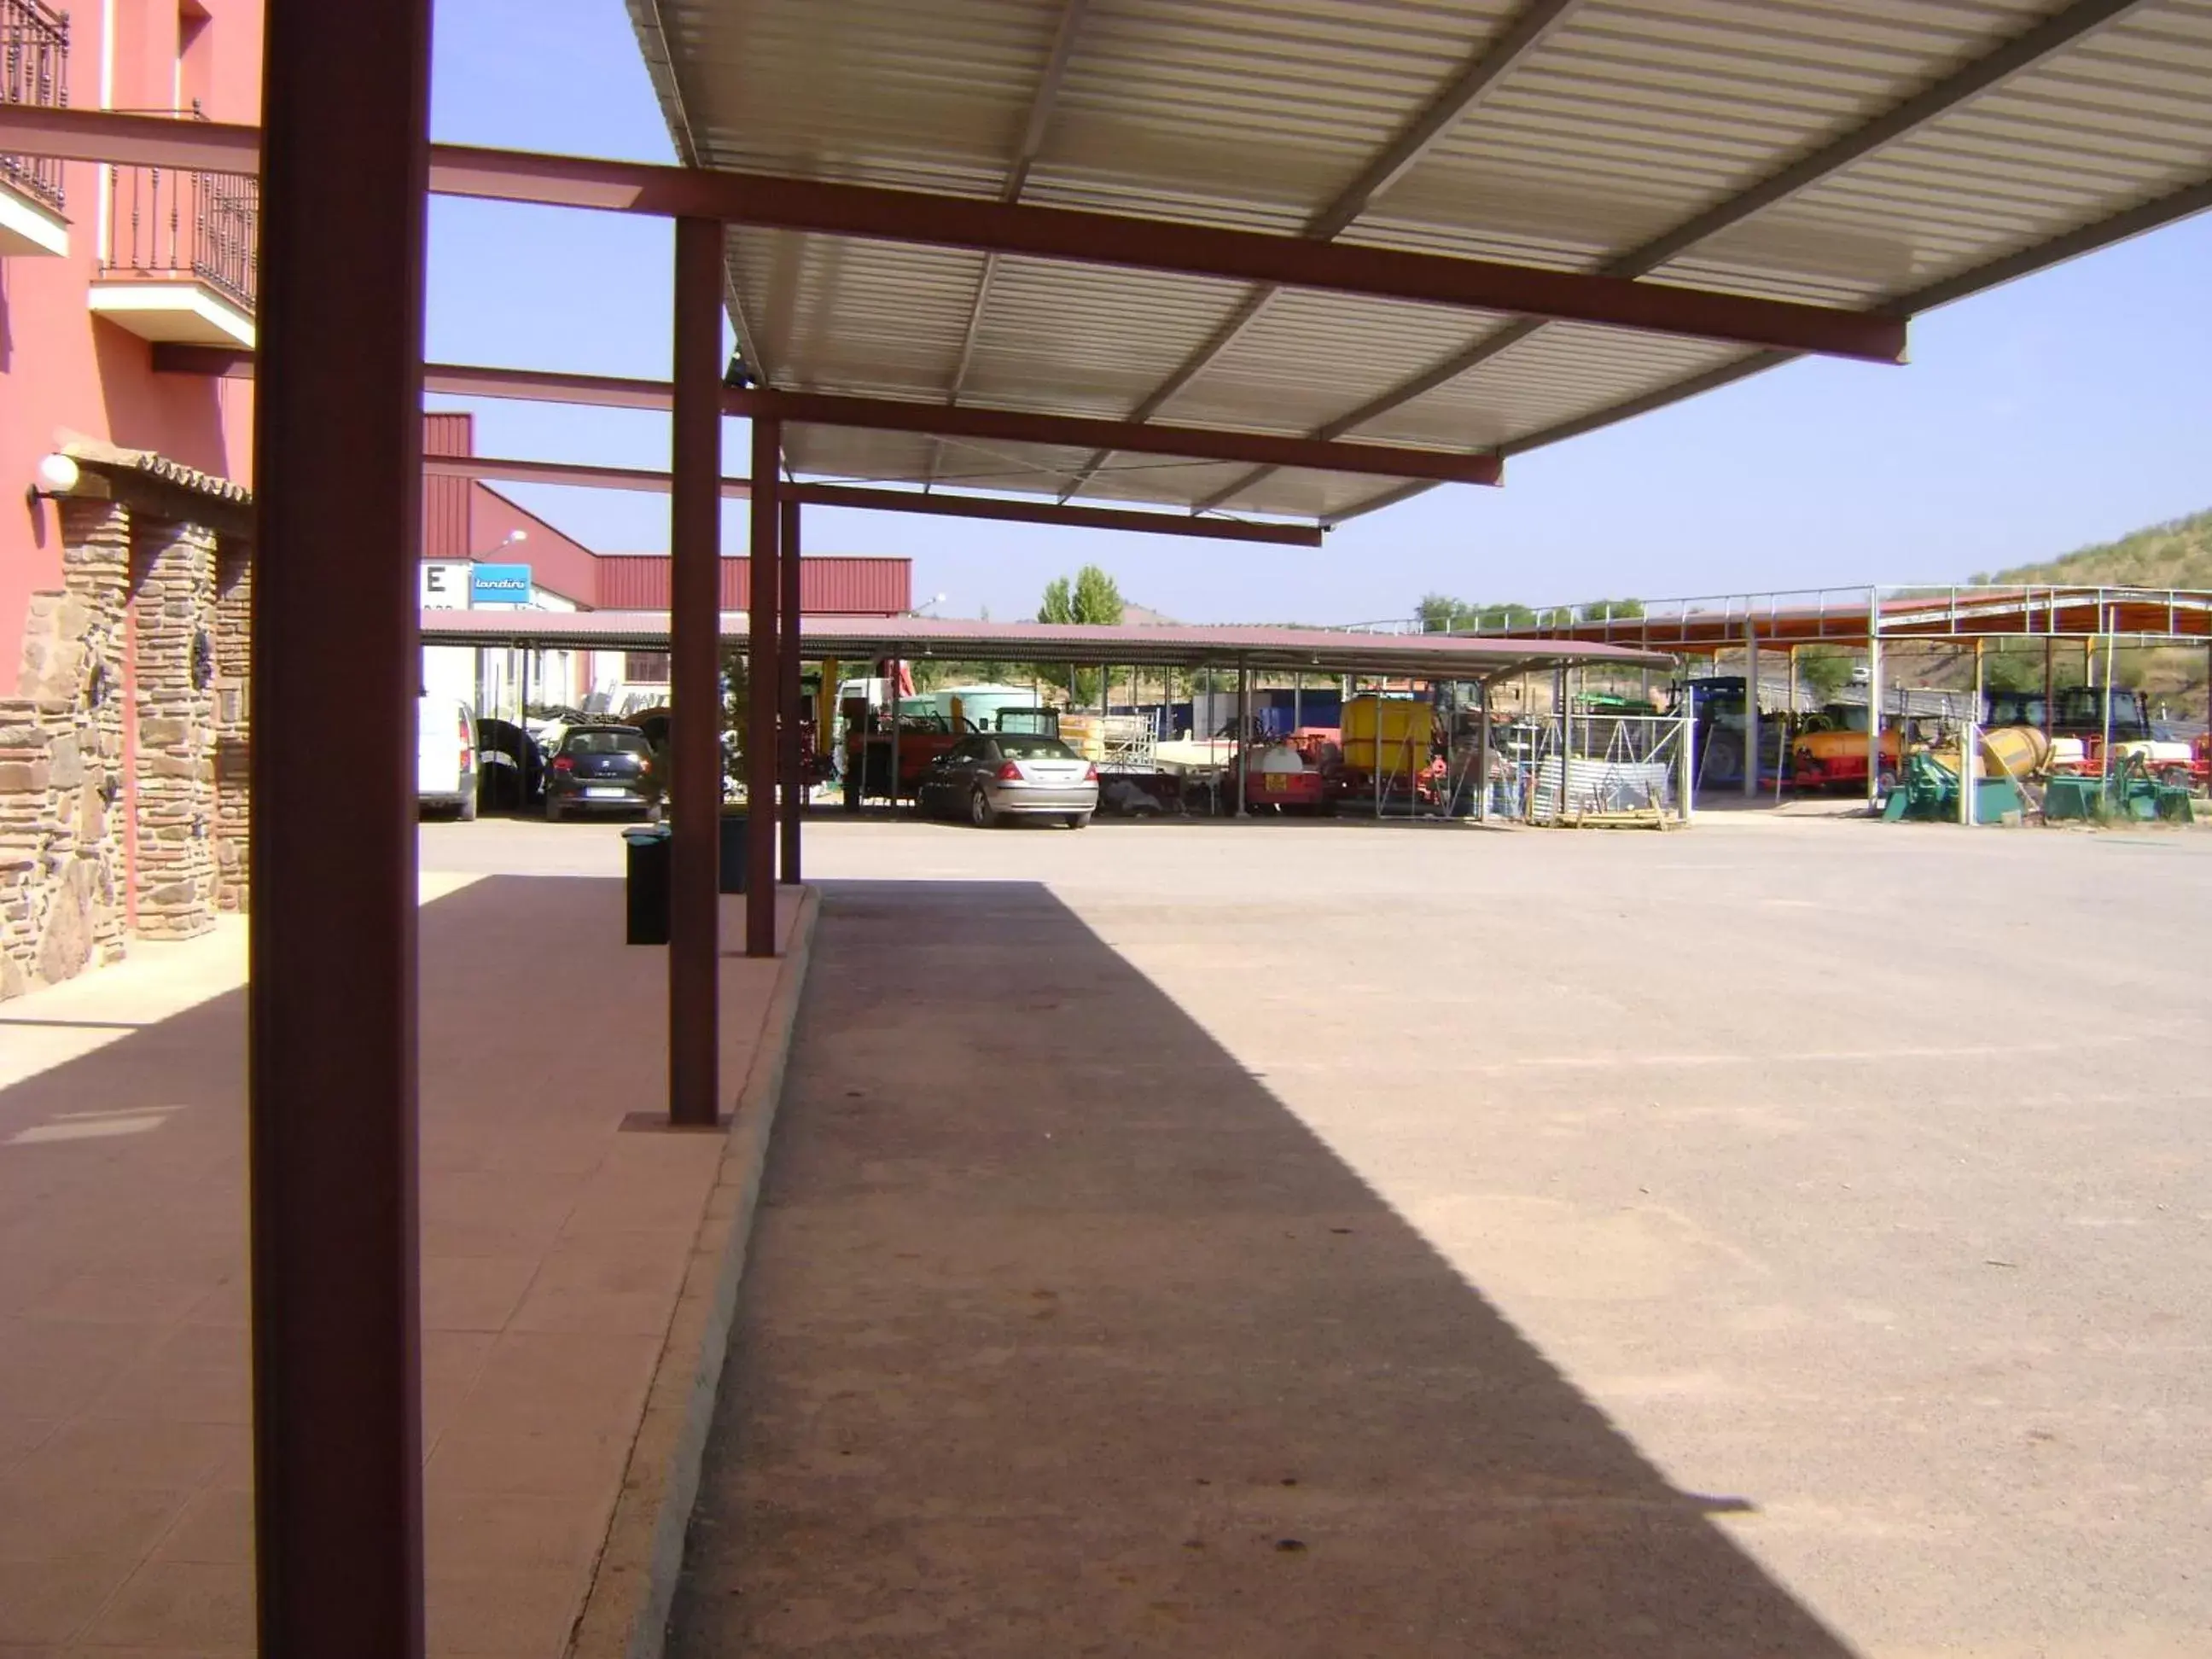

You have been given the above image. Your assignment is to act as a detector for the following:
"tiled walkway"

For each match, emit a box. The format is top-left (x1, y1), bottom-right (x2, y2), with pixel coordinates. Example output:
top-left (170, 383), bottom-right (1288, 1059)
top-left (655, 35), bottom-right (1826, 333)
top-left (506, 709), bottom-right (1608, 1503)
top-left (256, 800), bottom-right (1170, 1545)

top-left (0, 871), bottom-right (800, 1656)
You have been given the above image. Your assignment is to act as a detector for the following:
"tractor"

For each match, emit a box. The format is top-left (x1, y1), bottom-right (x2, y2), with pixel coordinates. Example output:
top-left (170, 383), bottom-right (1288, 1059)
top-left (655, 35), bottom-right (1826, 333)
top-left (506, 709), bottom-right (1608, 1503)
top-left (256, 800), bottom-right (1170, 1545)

top-left (1668, 676), bottom-right (1788, 790)
top-left (1983, 685), bottom-right (2202, 788)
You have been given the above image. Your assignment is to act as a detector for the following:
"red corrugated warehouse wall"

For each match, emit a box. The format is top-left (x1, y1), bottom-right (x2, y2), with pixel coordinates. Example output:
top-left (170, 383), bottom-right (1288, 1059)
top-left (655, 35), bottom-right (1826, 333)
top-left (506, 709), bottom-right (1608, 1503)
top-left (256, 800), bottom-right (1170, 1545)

top-left (421, 413), bottom-right (474, 561)
top-left (592, 555), bottom-right (911, 615)
top-left (416, 417), bottom-right (908, 614)
top-left (417, 413), bottom-right (625, 607)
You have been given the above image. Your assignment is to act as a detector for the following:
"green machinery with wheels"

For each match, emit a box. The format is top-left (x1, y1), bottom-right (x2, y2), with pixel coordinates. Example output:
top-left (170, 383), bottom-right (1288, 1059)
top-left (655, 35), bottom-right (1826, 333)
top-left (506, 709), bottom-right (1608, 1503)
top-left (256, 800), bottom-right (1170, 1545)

top-left (2042, 753), bottom-right (2196, 824)
top-left (1880, 750), bottom-right (2024, 824)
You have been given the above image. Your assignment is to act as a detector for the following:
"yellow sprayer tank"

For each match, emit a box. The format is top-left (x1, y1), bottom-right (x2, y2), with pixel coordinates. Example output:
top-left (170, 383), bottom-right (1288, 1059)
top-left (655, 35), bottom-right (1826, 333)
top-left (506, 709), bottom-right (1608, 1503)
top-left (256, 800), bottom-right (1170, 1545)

top-left (1057, 713), bottom-right (1105, 761)
top-left (1342, 696), bottom-right (1429, 776)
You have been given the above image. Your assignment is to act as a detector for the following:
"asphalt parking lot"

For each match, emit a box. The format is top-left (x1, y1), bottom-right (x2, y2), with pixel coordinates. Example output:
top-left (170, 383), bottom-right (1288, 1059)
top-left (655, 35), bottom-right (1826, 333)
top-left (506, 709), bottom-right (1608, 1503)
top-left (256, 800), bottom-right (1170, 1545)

top-left (428, 809), bottom-right (2212, 1656)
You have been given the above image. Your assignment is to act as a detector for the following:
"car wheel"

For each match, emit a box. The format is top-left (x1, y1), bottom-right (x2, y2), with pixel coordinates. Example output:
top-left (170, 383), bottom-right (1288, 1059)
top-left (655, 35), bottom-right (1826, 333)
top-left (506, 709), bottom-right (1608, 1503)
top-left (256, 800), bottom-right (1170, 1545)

top-left (544, 795), bottom-right (563, 824)
top-left (1876, 768), bottom-right (1898, 796)
top-left (968, 788), bottom-right (996, 829)
top-left (1065, 812), bottom-right (1091, 830)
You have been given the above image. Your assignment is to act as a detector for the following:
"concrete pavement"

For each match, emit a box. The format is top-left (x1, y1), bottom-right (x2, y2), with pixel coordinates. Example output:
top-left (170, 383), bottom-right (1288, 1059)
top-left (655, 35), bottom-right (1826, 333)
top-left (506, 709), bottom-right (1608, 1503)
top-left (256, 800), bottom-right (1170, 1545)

top-left (668, 812), bottom-right (2212, 1658)
top-left (0, 859), bottom-right (806, 1656)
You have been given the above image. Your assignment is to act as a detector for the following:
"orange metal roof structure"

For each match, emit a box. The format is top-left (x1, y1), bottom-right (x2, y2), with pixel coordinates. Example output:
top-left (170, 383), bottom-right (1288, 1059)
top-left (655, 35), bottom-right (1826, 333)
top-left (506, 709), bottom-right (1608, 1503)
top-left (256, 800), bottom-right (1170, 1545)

top-left (1443, 585), bottom-right (2212, 652)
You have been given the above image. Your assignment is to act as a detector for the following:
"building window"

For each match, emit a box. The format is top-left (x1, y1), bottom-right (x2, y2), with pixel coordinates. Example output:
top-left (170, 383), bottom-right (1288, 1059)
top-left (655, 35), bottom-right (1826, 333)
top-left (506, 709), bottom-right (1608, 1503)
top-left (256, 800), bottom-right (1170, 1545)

top-left (625, 652), bottom-right (670, 684)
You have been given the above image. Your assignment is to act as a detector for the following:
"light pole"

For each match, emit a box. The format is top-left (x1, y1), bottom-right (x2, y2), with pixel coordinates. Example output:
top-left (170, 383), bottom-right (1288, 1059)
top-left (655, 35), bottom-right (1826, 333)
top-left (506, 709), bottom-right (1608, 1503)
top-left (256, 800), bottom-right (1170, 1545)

top-left (467, 530), bottom-right (529, 808)
top-left (469, 529), bottom-right (527, 720)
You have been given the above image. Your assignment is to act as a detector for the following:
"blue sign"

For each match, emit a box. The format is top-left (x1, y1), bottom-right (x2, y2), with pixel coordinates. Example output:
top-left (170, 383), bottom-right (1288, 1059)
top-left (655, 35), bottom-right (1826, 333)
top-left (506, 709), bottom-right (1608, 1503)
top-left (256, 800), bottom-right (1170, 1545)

top-left (470, 562), bottom-right (533, 606)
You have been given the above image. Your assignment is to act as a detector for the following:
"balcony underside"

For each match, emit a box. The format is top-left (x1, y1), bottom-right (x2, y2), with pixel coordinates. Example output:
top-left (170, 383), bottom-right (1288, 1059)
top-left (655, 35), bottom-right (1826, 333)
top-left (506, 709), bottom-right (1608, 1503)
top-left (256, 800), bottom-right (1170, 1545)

top-left (0, 181), bottom-right (68, 257)
top-left (90, 274), bottom-right (255, 347)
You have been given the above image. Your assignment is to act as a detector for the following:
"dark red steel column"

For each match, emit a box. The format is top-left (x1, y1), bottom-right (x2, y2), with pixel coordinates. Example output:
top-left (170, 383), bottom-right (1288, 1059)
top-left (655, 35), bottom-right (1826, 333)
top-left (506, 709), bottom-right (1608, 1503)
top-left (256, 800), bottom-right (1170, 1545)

top-left (747, 419), bottom-right (782, 953)
top-left (778, 497), bottom-right (802, 884)
top-left (247, 2), bottom-right (431, 1654)
top-left (668, 217), bottom-right (723, 1125)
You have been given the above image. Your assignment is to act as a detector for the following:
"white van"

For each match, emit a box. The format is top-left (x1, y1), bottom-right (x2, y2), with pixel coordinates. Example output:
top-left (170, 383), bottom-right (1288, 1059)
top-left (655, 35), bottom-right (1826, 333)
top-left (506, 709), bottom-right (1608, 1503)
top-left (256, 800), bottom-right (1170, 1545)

top-left (417, 694), bottom-right (479, 819)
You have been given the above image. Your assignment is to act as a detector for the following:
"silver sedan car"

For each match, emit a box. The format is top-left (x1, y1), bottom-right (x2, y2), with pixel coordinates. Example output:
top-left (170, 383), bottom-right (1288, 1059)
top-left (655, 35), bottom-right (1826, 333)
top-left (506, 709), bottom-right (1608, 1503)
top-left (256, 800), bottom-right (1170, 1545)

top-left (915, 733), bottom-right (1098, 828)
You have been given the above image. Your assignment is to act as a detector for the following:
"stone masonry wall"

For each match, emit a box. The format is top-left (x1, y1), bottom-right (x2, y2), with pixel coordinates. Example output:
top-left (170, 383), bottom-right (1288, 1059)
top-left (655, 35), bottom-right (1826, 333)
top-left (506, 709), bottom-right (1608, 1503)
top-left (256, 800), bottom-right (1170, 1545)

top-left (130, 520), bottom-right (220, 939)
top-left (1, 499), bottom-right (131, 999)
top-left (213, 541), bottom-right (251, 913)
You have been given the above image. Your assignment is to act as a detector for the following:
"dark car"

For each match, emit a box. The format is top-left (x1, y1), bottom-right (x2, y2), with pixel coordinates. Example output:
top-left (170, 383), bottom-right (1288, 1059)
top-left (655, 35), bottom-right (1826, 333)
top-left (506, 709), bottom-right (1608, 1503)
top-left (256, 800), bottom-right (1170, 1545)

top-left (915, 733), bottom-right (1097, 828)
top-left (544, 725), bottom-right (658, 822)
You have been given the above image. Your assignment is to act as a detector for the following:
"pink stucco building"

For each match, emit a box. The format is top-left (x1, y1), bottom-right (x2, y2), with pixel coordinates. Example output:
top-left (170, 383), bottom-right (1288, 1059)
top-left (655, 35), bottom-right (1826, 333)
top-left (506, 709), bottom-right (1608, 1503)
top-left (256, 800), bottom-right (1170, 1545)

top-left (2, 0), bottom-right (266, 666)
top-left (1, 0), bottom-right (264, 997)
top-left (0, 6), bottom-right (909, 998)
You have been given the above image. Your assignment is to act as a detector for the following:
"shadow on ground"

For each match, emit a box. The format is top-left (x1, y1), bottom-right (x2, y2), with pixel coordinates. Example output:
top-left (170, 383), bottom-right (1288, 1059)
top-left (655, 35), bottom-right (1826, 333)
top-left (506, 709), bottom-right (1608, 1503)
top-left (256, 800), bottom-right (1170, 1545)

top-left (670, 880), bottom-right (1854, 1658)
top-left (0, 876), bottom-right (724, 1653)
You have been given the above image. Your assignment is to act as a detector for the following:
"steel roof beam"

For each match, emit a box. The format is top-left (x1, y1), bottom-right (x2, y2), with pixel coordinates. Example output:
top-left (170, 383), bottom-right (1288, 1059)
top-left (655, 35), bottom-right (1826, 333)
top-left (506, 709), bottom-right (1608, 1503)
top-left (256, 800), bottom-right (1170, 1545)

top-left (946, 0), bottom-right (1088, 392)
top-left (1438, 162), bottom-right (2212, 479)
top-left (630, 0), bottom-right (768, 391)
top-left (155, 347), bottom-right (1500, 484)
top-left (724, 387), bottom-right (1504, 484)
top-left (934, 0), bottom-right (1093, 490)
top-left (1057, 0), bottom-right (1582, 502)
top-left (1208, 0), bottom-right (2153, 515)
top-left (416, 451), bottom-right (1324, 544)
top-left (4, 104), bottom-right (1906, 364)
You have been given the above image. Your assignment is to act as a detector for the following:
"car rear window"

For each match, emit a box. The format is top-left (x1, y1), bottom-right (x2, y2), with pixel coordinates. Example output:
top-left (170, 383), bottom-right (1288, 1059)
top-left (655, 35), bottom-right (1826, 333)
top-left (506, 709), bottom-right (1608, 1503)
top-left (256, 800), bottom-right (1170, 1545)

top-left (567, 731), bottom-right (650, 755)
top-left (997, 736), bottom-right (1077, 760)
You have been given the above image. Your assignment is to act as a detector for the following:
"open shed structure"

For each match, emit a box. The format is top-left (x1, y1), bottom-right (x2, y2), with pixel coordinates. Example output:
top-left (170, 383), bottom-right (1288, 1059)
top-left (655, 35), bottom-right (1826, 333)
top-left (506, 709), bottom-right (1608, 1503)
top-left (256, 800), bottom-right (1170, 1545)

top-left (9, 0), bottom-right (2212, 1649)
top-left (1446, 582), bottom-right (2212, 800)
top-left (426, 605), bottom-right (1680, 818)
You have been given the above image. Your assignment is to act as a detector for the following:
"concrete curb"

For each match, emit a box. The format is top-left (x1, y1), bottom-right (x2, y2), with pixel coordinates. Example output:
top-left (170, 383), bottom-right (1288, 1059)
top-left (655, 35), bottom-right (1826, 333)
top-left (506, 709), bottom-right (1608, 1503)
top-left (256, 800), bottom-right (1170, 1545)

top-left (568, 883), bottom-right (821, 1659)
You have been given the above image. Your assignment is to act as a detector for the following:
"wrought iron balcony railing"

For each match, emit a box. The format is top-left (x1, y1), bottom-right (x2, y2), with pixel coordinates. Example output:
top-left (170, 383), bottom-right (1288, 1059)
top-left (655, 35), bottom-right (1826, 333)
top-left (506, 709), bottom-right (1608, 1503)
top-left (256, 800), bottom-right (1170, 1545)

top-left (0, 0), bottom-right (70, 213)
top-left (98, 106), bottom-right (259, 314)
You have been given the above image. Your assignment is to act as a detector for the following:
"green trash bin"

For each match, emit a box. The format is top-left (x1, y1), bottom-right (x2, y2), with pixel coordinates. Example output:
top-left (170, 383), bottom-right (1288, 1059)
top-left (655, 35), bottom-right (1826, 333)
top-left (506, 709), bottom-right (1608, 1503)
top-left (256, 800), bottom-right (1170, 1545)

top-left (622, 824), bottom-right (672, 945)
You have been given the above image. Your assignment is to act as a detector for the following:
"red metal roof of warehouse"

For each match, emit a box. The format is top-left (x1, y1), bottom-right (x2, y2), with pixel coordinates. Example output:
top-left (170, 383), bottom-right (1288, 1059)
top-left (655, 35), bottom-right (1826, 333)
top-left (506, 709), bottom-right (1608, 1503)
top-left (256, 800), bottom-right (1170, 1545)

top-left (591, 553), bottom-right (911, 614)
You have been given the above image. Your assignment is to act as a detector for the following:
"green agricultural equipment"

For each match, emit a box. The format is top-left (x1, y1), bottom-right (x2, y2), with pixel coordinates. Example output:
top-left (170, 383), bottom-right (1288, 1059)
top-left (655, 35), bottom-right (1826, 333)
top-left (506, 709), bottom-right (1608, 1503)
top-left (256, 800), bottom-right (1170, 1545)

top-left (2042, 754), bottom-right (2194, 824)
top-left (1880, 751), bottom-right (2023, 824)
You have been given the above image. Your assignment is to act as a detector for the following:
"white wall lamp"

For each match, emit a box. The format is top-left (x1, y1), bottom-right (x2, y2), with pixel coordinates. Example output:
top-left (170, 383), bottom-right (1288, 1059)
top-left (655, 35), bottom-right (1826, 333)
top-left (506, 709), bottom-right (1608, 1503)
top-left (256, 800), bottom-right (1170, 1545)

top-left (28, 451), bottom-right (81, 502)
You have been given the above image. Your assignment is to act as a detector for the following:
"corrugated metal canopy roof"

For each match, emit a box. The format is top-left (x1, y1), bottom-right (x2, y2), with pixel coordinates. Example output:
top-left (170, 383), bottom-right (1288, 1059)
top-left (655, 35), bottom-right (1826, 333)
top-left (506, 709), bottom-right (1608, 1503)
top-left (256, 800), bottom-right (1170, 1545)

top-left (424, 608), bottom-right (1674, 674)
top-left (628, 0), bottom-right (2212, 524)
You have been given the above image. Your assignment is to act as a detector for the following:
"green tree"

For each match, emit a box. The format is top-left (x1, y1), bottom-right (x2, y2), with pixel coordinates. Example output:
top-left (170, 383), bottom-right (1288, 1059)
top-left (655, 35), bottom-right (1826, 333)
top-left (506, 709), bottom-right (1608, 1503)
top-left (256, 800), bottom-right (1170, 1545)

top-left (1417, 592), bottom-right (1463, 632)
top-left (1981, 643), bottom-right (2044, 694)
top-left (1795, 646), bottom-right (1855, 703)
top-left (1413, 594), bottom-right (1556, 633)
top-left (1038, 565), bottom-right (1126, 702)
top-left (1577, 597), bottom-right (1644, 623)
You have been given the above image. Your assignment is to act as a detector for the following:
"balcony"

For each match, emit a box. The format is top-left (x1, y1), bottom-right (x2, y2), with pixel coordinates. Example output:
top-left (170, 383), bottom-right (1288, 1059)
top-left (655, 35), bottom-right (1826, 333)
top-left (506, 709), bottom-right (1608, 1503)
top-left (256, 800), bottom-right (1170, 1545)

top-left (90, 110), bottom-right (258, 346)
top-left (0, 0), bottom-right (71, 257)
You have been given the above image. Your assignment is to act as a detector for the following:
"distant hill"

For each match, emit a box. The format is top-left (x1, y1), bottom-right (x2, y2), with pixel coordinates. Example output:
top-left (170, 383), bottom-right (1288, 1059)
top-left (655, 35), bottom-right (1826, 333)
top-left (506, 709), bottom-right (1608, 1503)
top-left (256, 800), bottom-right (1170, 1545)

top-left (1972, 508), bottom-right (2212, 589)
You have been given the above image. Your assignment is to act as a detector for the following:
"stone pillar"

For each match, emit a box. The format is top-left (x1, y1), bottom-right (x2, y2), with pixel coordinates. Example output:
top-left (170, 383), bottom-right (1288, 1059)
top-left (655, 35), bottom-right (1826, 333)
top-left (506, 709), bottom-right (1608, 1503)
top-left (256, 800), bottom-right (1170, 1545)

top-left (0, 499), bottom-right (132, 996)
top-left (213, 539), bottom-right (253, 912)
top-left (129, 519), bottom-right (220, 939)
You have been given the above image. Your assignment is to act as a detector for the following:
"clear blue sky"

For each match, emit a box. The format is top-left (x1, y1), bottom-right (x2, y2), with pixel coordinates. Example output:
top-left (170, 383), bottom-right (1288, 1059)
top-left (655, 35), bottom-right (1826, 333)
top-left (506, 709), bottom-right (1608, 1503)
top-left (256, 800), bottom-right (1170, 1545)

top-left (427, 0), bottom-right (2212, 626)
